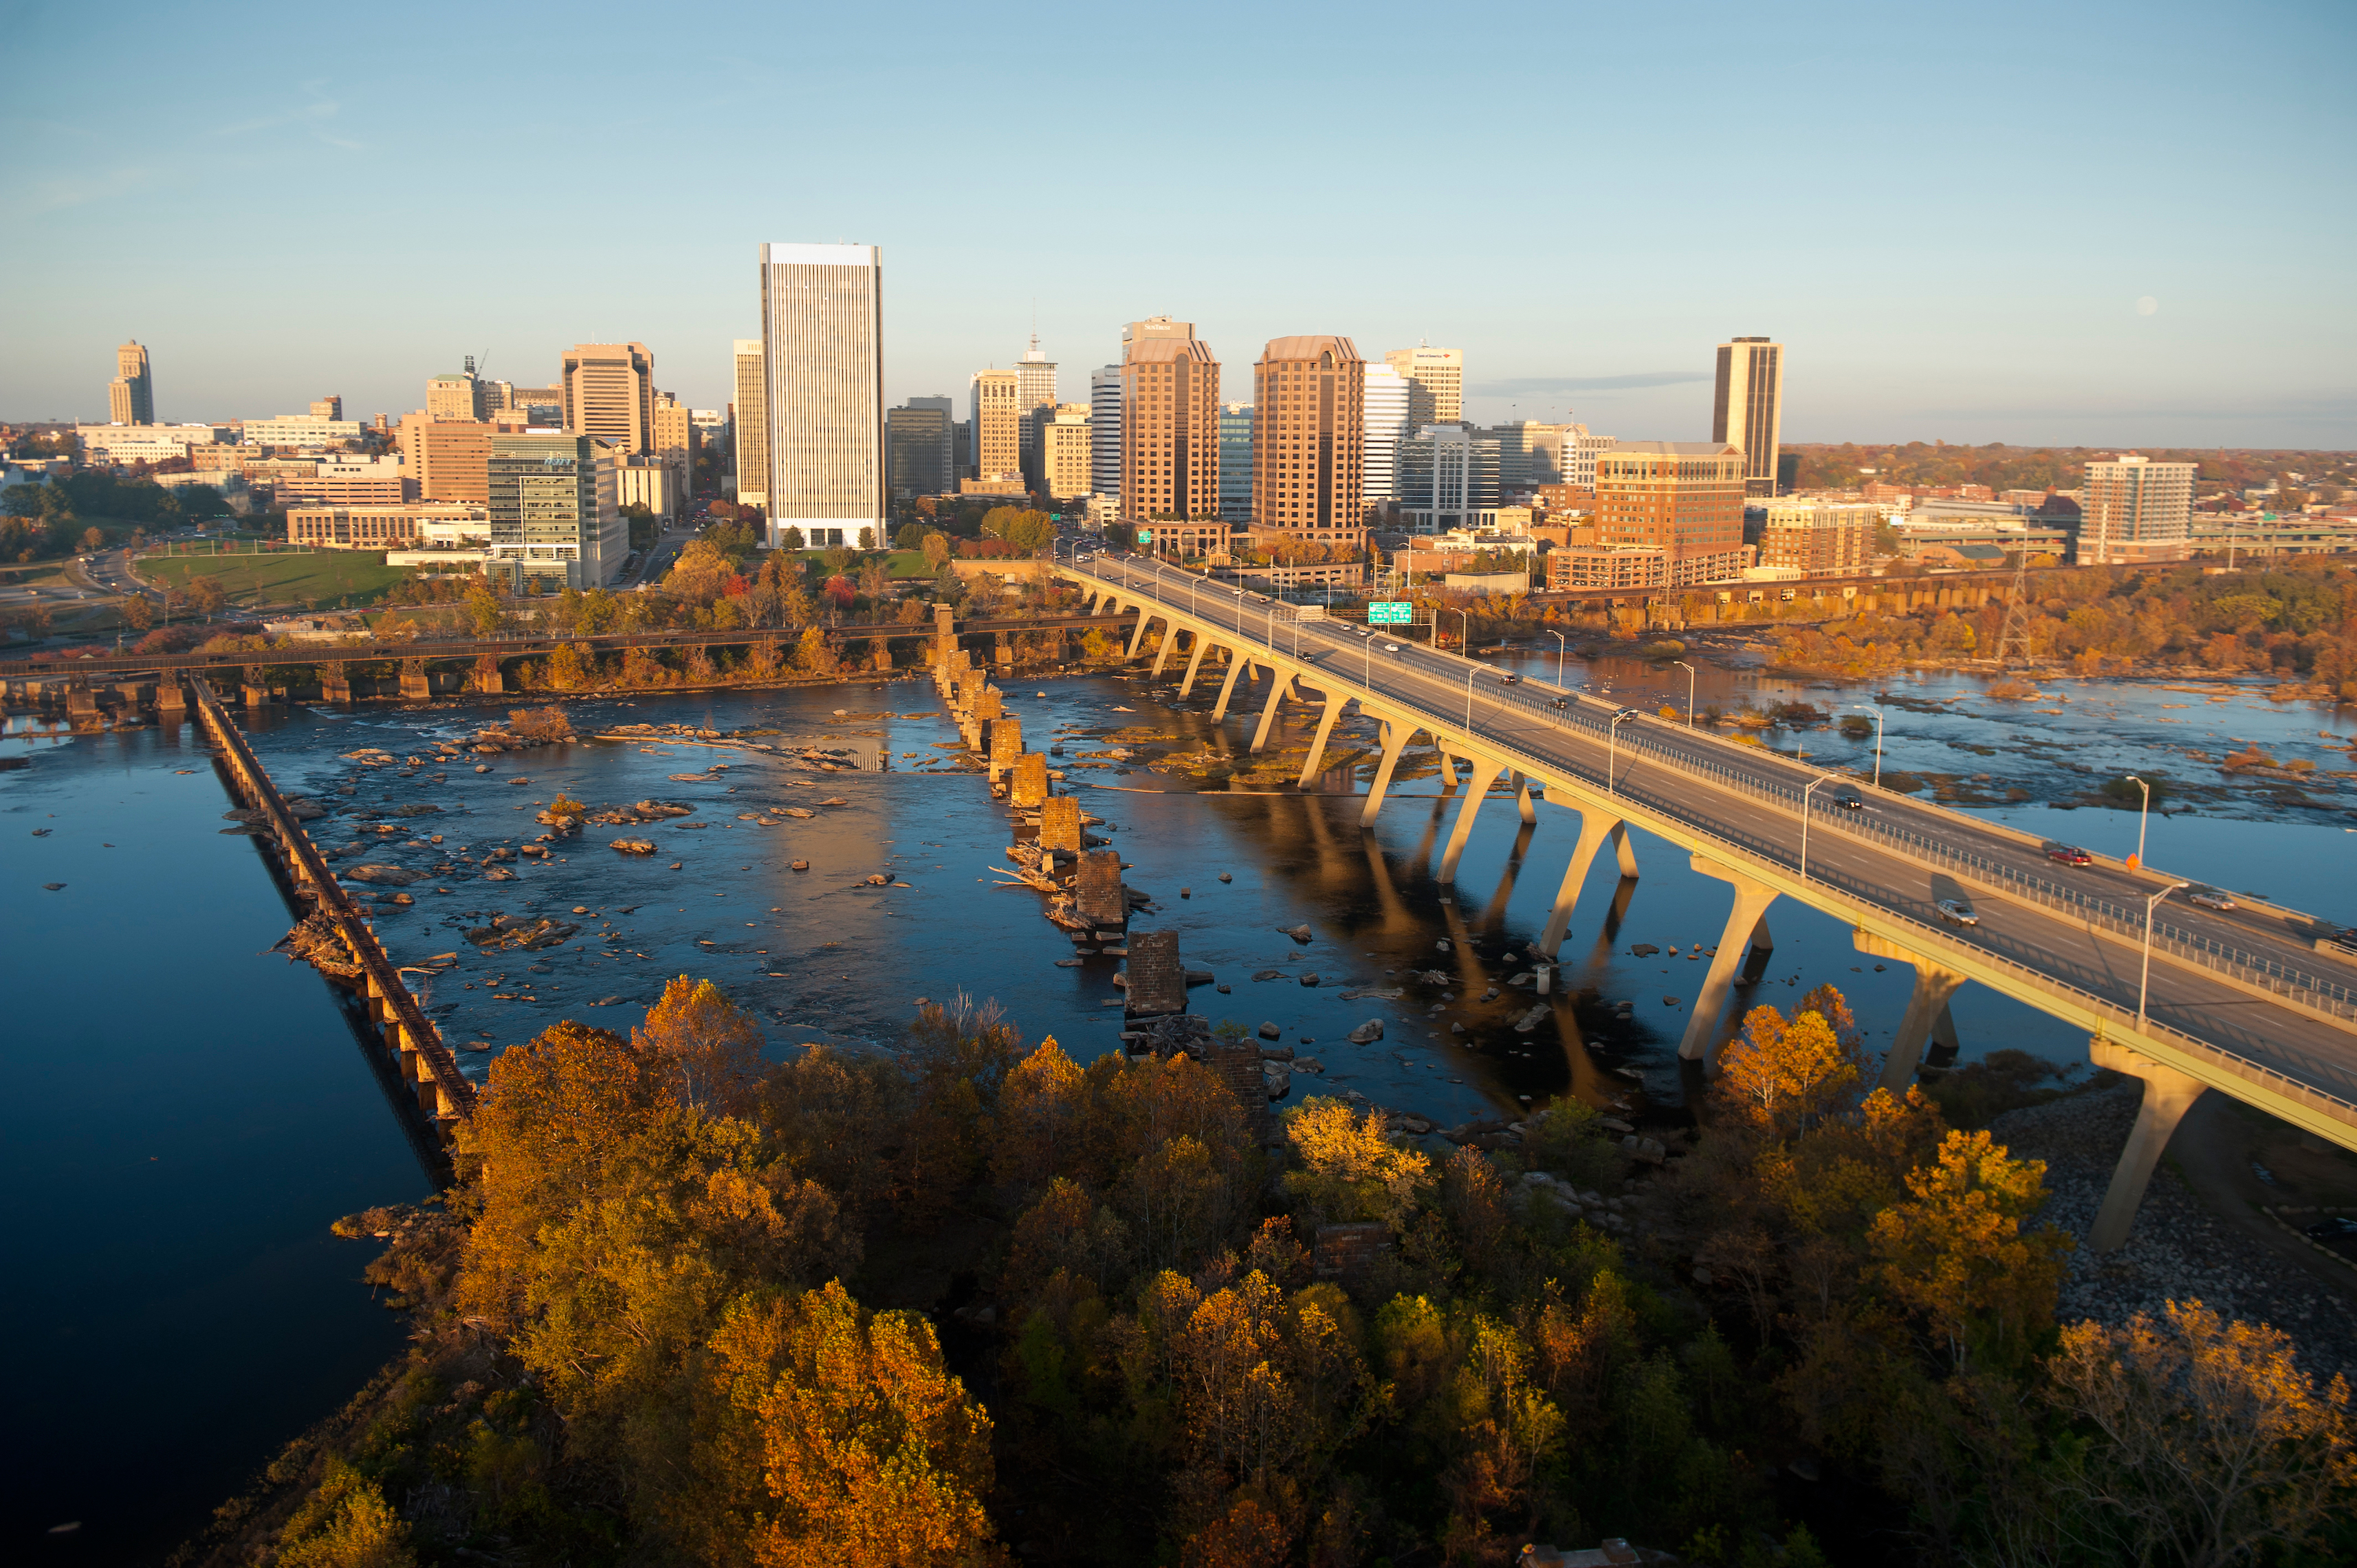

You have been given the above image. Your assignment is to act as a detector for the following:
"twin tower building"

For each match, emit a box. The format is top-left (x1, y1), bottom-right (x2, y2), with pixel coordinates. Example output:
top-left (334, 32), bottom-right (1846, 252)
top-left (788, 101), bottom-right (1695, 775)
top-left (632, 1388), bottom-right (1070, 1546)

top-left (729, 241), bottom-right (1478, 556)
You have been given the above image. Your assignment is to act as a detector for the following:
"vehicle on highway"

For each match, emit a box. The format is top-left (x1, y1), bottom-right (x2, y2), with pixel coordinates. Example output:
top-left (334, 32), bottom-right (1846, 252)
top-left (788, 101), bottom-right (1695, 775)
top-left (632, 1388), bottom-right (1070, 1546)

top-left (1934, 898), bottom-right (1979, 927)
top-left (2045, 844), bottom-right (2094, 866)
top-left (1614, 707), bottom-right (1644, 723)
top-left (1831, 788), bottom-right (1864, 811)
top-left (1497, 672), bottom-right (1520, 686)
top-left (2187, 886), bottom-right (2237, 910)
top-left (1548, 697), bottom-right (1569, 711)
top-left (1384, 643), bottom-right (1402, 654)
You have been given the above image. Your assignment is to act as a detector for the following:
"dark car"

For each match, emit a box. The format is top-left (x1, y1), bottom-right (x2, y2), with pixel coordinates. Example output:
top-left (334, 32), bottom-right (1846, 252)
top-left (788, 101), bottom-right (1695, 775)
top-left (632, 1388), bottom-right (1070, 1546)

top-left (1498, 673), bottom-right (1521, 686)
top-left (1831, 789), bottom-right (1864, 811)
top-left (1614, 707), bottom-right (1644, 724)
top-left (2046, 844), bottom-right (2095, 866)
top-left (1548, 697), bottom-right (1570, 711)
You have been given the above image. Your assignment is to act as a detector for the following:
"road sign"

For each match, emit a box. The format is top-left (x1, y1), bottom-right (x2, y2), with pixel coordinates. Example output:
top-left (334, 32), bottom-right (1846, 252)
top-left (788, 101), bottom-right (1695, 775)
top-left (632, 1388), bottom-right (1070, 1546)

top-left (1368, 601), bottom-right (1412, 625)
top-left (1137, 528), bottom-right (1153, 544)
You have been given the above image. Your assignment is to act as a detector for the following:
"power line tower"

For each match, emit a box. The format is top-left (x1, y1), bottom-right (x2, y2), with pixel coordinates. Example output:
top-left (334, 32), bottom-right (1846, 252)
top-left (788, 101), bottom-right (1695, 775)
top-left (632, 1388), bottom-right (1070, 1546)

top-left (1992, 550), bottom-right (2034, 666)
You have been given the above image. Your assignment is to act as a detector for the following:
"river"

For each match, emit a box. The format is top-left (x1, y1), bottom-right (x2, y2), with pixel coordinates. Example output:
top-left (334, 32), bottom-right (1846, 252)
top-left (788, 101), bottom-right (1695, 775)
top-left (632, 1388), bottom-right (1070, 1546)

top-left (4, 652), bottom-right (2352, 1560)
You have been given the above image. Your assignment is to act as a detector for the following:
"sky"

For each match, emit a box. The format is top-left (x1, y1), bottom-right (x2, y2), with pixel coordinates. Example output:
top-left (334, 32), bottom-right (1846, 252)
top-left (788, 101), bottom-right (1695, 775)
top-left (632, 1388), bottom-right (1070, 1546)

top-left (4, 0), bottom-right (2352, 449)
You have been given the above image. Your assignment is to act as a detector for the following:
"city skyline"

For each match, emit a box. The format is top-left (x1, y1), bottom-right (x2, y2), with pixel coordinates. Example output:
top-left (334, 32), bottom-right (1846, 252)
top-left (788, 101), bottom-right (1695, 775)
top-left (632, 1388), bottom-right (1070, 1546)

top-left (4, 2), bottom-right (2351, 447)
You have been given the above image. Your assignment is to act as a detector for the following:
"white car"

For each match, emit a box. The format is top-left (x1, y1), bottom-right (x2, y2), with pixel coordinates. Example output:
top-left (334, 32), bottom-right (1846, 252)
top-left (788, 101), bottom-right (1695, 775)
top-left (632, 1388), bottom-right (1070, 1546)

top-left (1934, 899), bottom-right (1979, 927)
top-left (2187, 887), bottom-right (2238, 911)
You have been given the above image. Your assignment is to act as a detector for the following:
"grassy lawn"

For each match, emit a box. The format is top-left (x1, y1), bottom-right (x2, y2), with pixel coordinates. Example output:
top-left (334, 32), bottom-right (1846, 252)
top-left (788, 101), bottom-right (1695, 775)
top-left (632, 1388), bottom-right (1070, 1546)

top-left (779, 548), bottom-right (938, 579)
top-left (140, 550), bottom-right (419, 610)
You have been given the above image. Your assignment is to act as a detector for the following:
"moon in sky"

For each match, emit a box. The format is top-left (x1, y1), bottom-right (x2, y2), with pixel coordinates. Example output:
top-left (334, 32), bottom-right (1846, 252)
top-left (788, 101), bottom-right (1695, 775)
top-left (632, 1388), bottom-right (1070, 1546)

top-left (2135, 295), bottom-right (2160, 316)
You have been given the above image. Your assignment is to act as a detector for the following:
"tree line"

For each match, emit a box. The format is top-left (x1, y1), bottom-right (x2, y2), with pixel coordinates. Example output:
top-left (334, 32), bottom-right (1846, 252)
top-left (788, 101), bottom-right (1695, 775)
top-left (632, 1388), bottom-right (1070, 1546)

top-left (196, 979), bottom-right (2353, 1567)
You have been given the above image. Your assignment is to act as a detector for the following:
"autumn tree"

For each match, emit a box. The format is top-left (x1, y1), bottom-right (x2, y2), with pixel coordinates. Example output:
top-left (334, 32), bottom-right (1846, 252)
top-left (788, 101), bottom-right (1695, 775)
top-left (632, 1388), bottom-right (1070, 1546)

top-left (636, 974), bottom-right (768, 1115)
top-left (1868, 1128), bottom-right (2071, 1372)
top-left (1280, 1097), bottom-right (1431, 1230)
top-left (1715, 985), bottom-right (1868, 1141)
top-left (2047, 1299), bottom-right (2356, 1566)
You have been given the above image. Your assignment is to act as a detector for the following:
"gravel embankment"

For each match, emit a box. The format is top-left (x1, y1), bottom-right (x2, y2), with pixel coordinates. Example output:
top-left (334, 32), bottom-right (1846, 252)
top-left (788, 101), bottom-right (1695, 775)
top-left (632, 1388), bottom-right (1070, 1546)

top-left (1988, 1082), bottom-right (2357, 1383)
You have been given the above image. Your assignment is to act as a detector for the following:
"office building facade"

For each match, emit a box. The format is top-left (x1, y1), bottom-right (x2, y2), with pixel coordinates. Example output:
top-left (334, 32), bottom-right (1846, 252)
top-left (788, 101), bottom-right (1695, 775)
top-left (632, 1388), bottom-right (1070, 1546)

top-left (1120, 335), bottom-right (1220, 521)
top-left (561, 342), bottom-right (656, 455)
top-left (111, 341), bottom-right (154, 425)
top-left (1758, 501), bottom-right (1875, 577)
top-left (1711, 337), bottom-right (1784, 497)
top-left (969, 368), bottom-right (1021, 483)
top-left (2078, 453), bottom-right (2195, 565)
top-left (1396, 425), bottom-right (1500, 532)
top-left (1039, 404), bottom-right (1094, 501)
top-left (887, 397), bottom-right (956, 499)
top-left (731, 339), bottom-right (767, 511)
top-left (242, 413), bottom-right (365, 447)
top-left (310, 395), bottom-right (343, 421)
top-left (1016, 341), bottom-right (1056, 485)
top-left (1090, 365), bottom-right (1122, 502)
top-left (1384, 343), bottom-right (1462, 427)
top-left (1593, 441), bottom-right (1747, 585)
top-left (652, 391), bottom-right (697, 493)
top-left (1252, 336), bottom-right (1365, 541)
top-left (427, 359), bottom-right (489, 422)
top-left (758, 241), bottom-right (885, 549)
top-left (1219, 403), bottom-right (1255, 523)
top-left (1362, 363), bottom-right (1410, 503)
top-left (486, 431), bottom-right (622, 588)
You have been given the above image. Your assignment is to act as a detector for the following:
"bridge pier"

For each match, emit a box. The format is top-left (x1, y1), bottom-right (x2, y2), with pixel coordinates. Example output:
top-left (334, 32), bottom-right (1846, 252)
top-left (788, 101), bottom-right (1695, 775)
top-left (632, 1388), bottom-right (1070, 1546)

top-left (319, 661), bottom-right (351, 703)
top-left (1211, 651), bottom-right (1247, 722)
top-left (399, 659), bottom-right (431, 701)
top-left (1126, 606), bottom-right (1153, 658)
top-left (1513, 771), bottom-right (1537, 825)
top-left (469, 655), bottom-right (505, 694)
top-left (1538, 807), bottom-right (1631, 956)
top-left (1435, 748), bottom-right (1460, 791)
top-left (1855, 930), bottom-right (1970, 1092)
top-left (1439, 757), bottom-right (1506, 881)
top-left (1741, 917), bottom-right (1775, 981)
top-left (1178, 635), bottom-right (1212, 696)
top-left (1249, 672), bottom-right (1294, 753)
top-left (2088, 1039), bottom-right (2209, 1252)
top-left (1297, 690), bottom-right (1347, 787)
top-left (66, 682), bottom-right (100, 724)
top-left (1678, 854), bottom-right (1779, 1061)
top-left (1360, 720), bottom-right (1414, 827)
top-left (156, 676), bottom-right (186, 722)
top-left (1150, 626), bottom-right (1177, 678)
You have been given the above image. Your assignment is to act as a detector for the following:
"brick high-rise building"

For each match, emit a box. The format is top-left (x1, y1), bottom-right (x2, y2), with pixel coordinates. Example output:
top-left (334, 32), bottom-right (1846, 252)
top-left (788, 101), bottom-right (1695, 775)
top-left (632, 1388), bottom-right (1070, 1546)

top-left (1039, 404), bottom-right (1094, 500)
top-left (110, 340), bottom-right (154, 425)
top-left (561, 342), bottom-right (655, 455)
top-left (1711, 337), bottom-right (1784, 497)
top-left (1758, 501), bottom-right (1875, 577)
top-left (1120, 335), bottom-right (1220, 522)
top-left (1252, 336), bottom-right (1365, 544)
top-left (1593, 441), bottom-right (1747, 586)
top-left (427, 358), bottom-right (488, 422)
top-left (1384, 343), bottom-right (1462, 427)
top-left (969, 368), bottom-right (1021, 484)
top-left (731, 339), bottom-right (767, 511)
top-left (2078, 453), bottom-right (2195, 566)
top-left (652, 390), bottom-right (696, 493)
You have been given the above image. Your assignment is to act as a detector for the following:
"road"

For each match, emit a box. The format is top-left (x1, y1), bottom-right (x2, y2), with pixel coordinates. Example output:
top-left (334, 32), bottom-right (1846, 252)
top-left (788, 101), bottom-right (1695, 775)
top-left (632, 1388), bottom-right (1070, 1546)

top-left (1072, 552), bottom-right (2357, 1116)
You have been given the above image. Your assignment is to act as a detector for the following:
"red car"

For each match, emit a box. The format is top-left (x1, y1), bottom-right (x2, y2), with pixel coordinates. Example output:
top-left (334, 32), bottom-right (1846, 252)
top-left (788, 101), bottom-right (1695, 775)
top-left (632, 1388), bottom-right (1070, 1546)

top-left (2046, 844), bottom-right (2094, 866)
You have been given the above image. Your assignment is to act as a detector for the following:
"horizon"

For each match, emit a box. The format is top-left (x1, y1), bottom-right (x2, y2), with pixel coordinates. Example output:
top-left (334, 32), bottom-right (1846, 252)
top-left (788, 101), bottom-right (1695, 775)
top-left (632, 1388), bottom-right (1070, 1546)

top-left (3, 0), bottom-right (2351, 448)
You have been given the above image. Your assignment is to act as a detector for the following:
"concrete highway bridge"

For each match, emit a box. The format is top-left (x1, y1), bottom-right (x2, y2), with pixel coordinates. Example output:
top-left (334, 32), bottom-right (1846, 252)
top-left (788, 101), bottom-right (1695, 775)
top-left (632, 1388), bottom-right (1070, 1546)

top-left (1058, 553), bottom-right (2357, 1251)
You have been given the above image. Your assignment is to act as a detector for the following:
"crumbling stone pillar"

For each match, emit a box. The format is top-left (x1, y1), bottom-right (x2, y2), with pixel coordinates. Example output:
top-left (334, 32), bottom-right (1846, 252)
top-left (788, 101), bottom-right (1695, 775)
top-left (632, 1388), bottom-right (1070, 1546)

top-left (1076, 849), bottom-right (1127, 935)
top-left (988, 716), bottom-right (1023, 781)
top-left (1124, 929), bottom-right (1186, 1017)
top-left (1011, 752), bottom-right (1048, 808)
top-left (1039, 796), bottom-right (1082, 853)
top-left (469, 655), bottom-right (504, 694)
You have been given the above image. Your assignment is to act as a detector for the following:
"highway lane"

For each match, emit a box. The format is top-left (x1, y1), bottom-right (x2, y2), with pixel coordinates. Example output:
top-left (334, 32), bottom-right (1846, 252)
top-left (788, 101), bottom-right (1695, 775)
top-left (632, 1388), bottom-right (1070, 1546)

top-left (1072, 555), bottom-right (2357, 1107)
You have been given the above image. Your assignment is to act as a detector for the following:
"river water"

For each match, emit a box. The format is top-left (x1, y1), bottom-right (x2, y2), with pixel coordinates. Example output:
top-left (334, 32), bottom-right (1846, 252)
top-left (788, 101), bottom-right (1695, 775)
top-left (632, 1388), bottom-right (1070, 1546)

top-left (5, 652), bottom-right (2352, 1561)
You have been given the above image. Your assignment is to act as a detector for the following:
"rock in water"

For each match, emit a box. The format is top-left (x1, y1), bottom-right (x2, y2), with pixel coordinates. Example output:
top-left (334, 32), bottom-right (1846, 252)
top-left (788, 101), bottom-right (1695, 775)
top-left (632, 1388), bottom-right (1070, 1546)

top-left (1258, 1021), bottom-right (1281, 1040)
top-left (1280, 924), bottom-right (1313, 943)
top-left (346, 864), bottom-right (427, 885)
top-left (1347, 1020), bottom-right (1385, 1044)
top-left (610, 839), bottom-right (658, 855)
top-left (1512, 1005), bottom-right (1548, 1034)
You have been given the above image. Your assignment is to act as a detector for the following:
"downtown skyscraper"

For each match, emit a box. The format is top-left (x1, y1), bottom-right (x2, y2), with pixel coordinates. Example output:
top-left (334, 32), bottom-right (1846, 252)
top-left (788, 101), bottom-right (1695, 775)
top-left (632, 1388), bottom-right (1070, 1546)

top-left (757, 242), bottom-right (885, 548)
top-left (1711, 336), bottom-right (1784, 497)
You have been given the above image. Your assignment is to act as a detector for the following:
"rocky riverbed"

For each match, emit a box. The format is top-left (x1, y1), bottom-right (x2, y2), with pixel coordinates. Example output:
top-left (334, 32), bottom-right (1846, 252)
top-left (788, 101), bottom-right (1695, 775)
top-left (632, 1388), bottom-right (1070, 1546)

top-left (1989, 1081), bottom-right (2357, 1380)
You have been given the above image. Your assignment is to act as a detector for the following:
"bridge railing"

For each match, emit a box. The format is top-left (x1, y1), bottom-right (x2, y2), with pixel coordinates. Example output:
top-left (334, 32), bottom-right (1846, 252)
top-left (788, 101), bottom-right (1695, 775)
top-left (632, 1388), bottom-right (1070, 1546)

top-left (1074, 558), bottom-right (2357, 1026)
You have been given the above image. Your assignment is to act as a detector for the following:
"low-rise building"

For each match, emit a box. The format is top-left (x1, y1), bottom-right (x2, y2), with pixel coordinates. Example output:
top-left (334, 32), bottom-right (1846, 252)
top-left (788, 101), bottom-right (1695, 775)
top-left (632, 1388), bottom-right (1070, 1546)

top-left (1442, 570), bottom-right (1531, 594)
top-left (1758, 501), bottom-right (1875, 577)
top-left (277, 456), bottom-right (409, 508)
top-left (240, 413), bottom-right (365, 448)
top-left (1547, 546), bottom-right (1666, 591)
top-left (287, 503), bottom-right (488, 549)
top-left (75, 423), bottom-right (226, 464)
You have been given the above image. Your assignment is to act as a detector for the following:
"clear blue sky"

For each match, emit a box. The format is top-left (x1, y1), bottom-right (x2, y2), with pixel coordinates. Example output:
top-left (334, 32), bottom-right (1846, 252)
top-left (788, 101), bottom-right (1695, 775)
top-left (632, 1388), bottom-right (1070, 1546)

top-left (4, 0), bottom-right (2350, 448)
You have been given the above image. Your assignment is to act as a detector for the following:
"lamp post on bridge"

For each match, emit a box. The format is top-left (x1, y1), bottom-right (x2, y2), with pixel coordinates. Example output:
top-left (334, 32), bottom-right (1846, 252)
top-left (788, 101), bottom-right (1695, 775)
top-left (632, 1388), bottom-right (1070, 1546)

top-left (2139, 881), bottom-right (2189, 1031)
top-left (1849, 703), bottom-right (1886, 787)
top-left (1799, 773), bottom-right (1837, 883)
top-left (1607, 707), bottom-right (1637, 794)
top-left (1549, 628), bottom-right (1567, 690)
top-left (1673, 659), bottom-right (1695, 727)
top-left (2124, 775), bottom-right (2150, 868)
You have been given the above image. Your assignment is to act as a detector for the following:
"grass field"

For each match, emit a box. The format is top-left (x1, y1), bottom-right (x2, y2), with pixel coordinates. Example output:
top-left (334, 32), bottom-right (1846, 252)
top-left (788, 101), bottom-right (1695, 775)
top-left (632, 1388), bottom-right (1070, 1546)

top-left (140, 550), bottom-right (417, 609)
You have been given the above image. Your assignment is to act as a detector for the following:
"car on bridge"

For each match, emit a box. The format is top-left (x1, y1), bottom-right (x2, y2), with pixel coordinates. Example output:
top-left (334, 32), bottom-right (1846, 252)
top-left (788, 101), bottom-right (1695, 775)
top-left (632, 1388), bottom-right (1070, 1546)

top-left (1831, 788), bottom-right (1864, 811)
top-left (1497, 672), bottom-right (1520, 686)
top-left (2045, 844), bottom-right (2094, 866)
top-left (2187, 886), bottom-right (2238, 910)
top-left (1614, 707), bottom-right (1645, 723)
top-left (1934, 898), bottom-right (1979, 926)
top-left (1547, 697), bottom-right (1569, 711)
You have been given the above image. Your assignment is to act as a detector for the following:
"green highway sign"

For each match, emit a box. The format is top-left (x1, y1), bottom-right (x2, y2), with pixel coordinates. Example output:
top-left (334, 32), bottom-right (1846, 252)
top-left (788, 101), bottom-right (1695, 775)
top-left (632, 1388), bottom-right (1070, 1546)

top-left (1368, 601), bottom-right (1412, 625)
top-left (1137, 528), bottom-right (1153, 544)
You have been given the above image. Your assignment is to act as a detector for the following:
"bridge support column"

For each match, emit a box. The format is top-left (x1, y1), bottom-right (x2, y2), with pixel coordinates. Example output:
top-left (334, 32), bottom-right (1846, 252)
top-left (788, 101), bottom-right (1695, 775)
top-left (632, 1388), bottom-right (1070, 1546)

top-left (1677, 855), bottom-right (1779, 1061)
top-left (1855, 930), bottom-right (1970, 1092)
top-left (1741, 918), bottom-right (1775, 981)
top-left (1513, 771), bottom-right (1537, 825)
top-left (1359, 720), bottom-right (1413, 827)
top-left (2088, 1039), bottom-right (2208, 1253)
top-left (156, 677), bottom-right (187, 721)
top-left (1126, 606), bottom-right (1153, 658)
top-left (1439, 757), bottom-right (1506, 881)
top-left (1435, 748), bottom-right (1460, 791)
top-left (1250, 672), bottom-right (1294, 753)
top-left (399, 659), bottom-right (430, 701)
top-left (319, 662), bottom-right (351, 703)
top-left (1538, 807), bottom-right (1626, 956)
top-left (469, 655), bottom-right (504, 695)
top-left (1297, 692), bottom-right (1346, 788)
top-left (1150, 626), bottom-right (1177, 678)
top-left (1178, 636), bottom-right (1211, 697)
top-left (933, 603), bottom-right (956, 667)
top-left (1211, 651), bottom-right (1247, 722)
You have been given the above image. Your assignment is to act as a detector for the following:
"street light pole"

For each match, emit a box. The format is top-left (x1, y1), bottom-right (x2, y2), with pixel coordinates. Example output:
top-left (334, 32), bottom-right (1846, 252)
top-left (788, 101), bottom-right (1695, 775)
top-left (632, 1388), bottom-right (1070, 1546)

top-left (2125, 775), bottom-right (2150, 868)
top-left (1464, 664), bottom-right (1475, 731)
top-left (1799, 774), bottom-right (1833, 882)
top-left (1607, 709), bottom-right (1635, 793)
top-left (1850, 704), bottom-right (1886, 787)
top-left (2139, 882), bottom-right (2189, 1030)
top-left (1673, 659), bottom-right (1695, 727)
top-left (1549, 628), bottom-right (1566, 688)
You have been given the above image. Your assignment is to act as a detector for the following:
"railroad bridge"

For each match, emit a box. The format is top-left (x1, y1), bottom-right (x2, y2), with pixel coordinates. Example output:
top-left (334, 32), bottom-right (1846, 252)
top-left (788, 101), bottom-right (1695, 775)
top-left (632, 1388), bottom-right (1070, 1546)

top-left (1059, 554), bottom-right (2357, 1251)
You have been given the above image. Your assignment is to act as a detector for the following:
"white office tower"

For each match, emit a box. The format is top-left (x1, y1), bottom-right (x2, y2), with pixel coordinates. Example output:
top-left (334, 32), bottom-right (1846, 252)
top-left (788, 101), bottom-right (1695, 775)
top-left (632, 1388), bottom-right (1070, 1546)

top-left (1090, 365), bottom-right (1122, 502)
top-left (1016, 338), bottom-right (1056, 480)
top-left (757, 242), bottom-right (885, 548)
top-left (1362, 363), bottom-right (1411, 502)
